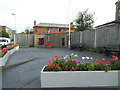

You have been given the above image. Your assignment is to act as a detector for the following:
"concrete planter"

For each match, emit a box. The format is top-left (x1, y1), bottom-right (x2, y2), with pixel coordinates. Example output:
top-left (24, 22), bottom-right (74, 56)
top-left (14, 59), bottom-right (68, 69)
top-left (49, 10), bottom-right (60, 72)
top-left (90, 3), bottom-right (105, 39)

top-left (9, 47), bottom-right (16, 55)
top-left (41, 65), bottom-right (119, 88)
top-left (15, 46), bottom-right (19, 50)
top-left (0, 51), bottom-right (10, 66)
top-left (0, 46), bottom-right (19, 66)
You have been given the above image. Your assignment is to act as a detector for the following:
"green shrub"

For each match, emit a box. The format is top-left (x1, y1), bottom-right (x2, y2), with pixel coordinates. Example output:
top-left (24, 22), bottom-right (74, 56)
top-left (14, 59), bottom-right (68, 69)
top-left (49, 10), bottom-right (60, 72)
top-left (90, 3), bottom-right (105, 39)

top-left (95, 46), bottom-right (104, 53)
top-left (84, 62), bottom-right (95, 71)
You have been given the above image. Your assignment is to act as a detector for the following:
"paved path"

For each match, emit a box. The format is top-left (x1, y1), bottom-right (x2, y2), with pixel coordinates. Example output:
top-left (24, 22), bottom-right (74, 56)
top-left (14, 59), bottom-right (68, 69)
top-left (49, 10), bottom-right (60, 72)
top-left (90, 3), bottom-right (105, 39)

top-left (2, 47), bottom-right (114, 89)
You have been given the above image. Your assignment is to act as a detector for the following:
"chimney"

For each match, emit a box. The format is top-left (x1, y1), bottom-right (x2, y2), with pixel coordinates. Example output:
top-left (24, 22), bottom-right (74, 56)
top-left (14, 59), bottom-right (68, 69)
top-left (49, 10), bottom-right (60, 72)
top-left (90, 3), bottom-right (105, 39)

top-left (115, 0), bottom-right (120, 21)
top-left (34, 20), bottom-right (36, 26)
top-left (70, 22), bottom-right (73, 26)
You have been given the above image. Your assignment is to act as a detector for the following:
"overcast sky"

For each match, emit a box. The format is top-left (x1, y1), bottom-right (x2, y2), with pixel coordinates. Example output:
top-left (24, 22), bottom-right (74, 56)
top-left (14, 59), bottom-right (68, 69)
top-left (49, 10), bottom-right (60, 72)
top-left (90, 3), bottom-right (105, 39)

top-left (0, 0), bottom-right (118, 33)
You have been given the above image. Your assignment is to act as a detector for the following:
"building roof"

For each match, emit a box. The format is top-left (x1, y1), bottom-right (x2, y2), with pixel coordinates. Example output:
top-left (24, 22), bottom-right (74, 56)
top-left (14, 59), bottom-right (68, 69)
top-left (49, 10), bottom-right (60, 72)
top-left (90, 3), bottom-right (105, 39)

top-left (34, 23), bottom-right (69, 28)
top-left (95, 20), bottom-right (120, 28)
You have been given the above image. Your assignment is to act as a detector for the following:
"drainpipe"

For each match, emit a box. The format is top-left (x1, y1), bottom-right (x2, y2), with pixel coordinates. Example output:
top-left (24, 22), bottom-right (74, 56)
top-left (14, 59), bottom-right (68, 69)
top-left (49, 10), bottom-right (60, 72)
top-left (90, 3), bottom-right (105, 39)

top-left (94, 30), bottom-right (96, 48)
top-left (80, 31), bottom-right (82, 43)
top-left (118, 23), bottom-right (120, 44)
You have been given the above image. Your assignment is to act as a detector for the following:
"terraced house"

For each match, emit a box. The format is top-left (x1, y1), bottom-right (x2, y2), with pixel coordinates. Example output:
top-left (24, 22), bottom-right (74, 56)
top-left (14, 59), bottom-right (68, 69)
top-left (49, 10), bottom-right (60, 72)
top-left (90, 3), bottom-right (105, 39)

top-left (33, 21), bottom-right (75, 34)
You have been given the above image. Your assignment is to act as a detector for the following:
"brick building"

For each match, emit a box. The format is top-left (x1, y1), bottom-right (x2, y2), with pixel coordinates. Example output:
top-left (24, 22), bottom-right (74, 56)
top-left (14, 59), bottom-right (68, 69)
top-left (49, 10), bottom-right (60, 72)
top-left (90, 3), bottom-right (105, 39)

top-left (33, 21), bottom-right (75, 34)
top-left (0, 25), bottom-right (16, 40)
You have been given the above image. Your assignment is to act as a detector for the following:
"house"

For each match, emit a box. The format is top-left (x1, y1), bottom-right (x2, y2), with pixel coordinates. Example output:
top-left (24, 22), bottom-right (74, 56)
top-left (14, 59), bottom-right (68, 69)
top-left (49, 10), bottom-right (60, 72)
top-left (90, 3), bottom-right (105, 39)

top-left (0, 25), bottom-right (16, 40)
top-left (33, 21), bottom-right (75, 34)
top-left (96, 0), bottom-right (120, 29)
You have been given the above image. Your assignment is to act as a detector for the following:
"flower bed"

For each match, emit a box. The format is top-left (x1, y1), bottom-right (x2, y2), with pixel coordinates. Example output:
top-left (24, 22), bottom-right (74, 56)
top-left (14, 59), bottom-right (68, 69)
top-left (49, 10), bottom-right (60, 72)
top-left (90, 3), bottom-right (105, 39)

top-left (44, 43), bottom-right (54, 48)
top-left (41, 54), bottom-right (120, 88)
top-left (0, 44), bottom-right (19, 66)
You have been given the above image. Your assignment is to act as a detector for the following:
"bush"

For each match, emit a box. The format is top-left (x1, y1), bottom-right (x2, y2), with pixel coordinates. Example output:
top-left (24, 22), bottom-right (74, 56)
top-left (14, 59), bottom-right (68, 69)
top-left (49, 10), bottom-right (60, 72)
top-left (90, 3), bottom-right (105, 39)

top-left (43, 54), bottom-right (119, 72)
top-left (95, 46), bottom-right (104, 53)
top-left (0, 30), bottom-right (9, 38)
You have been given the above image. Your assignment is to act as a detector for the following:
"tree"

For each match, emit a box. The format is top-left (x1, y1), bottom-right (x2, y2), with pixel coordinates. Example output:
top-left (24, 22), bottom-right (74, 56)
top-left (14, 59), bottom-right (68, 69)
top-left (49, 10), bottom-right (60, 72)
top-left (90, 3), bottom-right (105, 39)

top-left (30, 29), bottom-right (34, 34)
top-left (75, 9), bottom-right (95, 31)
top-left (0, 30), bottom-right (9, 38)
top-left (25, 28), bottom-right (29, 34)
top-left (25, 28), bottom-right (34, 34)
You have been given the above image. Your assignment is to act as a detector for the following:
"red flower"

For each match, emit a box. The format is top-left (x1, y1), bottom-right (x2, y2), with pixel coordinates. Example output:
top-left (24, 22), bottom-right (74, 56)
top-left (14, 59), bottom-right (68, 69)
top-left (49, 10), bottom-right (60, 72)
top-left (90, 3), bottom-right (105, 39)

top-left (107, 61), bottom-right (111, 64)
top-left (53, 63), bottom-right (55, 66)
top-left (49, 62), bottom-right (51, 65)
top-left (56, 58), bottom-right (58, 60)
top-left (48, 65), bottom-right (50, 69)
top-left (49, 43), bottom-right (53, 45)
top-left (101, 62), bottom-right (105, 64)
top-left (98, 62), bottom-right (100, 64)
top-left (56, 65), bottom-right (59, 69)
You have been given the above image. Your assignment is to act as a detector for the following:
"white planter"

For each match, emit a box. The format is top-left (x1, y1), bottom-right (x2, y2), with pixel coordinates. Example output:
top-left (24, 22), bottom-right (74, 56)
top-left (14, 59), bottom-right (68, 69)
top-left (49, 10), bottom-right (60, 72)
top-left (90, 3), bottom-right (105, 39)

top-left (0, 51), bottom-right (10, 66)
top-left (0, 46), bottom-right (19, 66)
top-left (41, 65), bottom-right (119, 88)
top-left (9, 48), bottom-right (16, 55)
top-left (15, 46), bottom-right (19, 50)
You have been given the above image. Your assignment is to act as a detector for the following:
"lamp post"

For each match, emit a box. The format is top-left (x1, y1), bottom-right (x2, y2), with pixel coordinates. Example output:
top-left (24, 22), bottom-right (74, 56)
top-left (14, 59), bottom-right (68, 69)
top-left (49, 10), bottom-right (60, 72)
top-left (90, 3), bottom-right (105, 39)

top-left (11, 13), bottom-right (16, 31)
top-left (12, 13), bottom-right (16, 44)
top-left (68, 0), bottom-right (71, 48)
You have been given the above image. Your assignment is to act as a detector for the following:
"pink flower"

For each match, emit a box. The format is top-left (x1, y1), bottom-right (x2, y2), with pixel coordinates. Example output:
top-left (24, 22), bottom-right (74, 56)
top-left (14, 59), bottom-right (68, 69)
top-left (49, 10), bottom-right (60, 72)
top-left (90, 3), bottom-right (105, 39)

top-left (96, 59), bottom-right (99, 62)
top-left (112, 56), bottom-right (116, 58)
top-left (62, 58), bottom-right (64, 59)
top-left (49, 60), bottom-right (51, 62)
top-left (115, 56), bottom-right (118, 61)
top-left (69, 55), bottom-right (72, 57)
top-left (71, 59), bottom-right (74, 61)
top-left (54, 55), bottom-right (59, 58)
top-left (61, 55), bottom-right (64, 57)
top-left (52, 57), bottom-right (54, 59)
top-left (3, 48), bottom-right (7, 50)
top-left (102, 58), bottom-right (105, 61)
top-left (75, 59), bottom-right (78, 62)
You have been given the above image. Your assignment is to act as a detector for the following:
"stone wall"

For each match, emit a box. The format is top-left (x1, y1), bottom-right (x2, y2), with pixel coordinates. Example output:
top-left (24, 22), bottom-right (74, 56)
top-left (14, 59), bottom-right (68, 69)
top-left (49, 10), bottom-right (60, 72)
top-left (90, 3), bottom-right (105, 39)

top-left (15, 34), bottom-right (34, 47)
top-left (34, 33), bottom-right (68, 48)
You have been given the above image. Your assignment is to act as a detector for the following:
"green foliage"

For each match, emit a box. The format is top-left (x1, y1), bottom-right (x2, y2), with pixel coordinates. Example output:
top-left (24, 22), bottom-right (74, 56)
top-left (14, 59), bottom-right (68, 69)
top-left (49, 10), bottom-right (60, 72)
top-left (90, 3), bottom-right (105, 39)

top-left (95, 46), bottom-right (105, 53)
top-left (0, 30), bottom-right (9, 38)
top-left (94, 63), bottom-right (111, 72)
top-left (84, 62), bottom-right (95, 71)
top-left (110, 60), bottom-right (120, 70)
top-left (65, 60), bottom-right (77, 71)
top-left (75, 9), bottom-right (95, 31)
top-left (25, 28), bottom-right (34, 34)
top-left (77, 64), bottom-right (84, 71)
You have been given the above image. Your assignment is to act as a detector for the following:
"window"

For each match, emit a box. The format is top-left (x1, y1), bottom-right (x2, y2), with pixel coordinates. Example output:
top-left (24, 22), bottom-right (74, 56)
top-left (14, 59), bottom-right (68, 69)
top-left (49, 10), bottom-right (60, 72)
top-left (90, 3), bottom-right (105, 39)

top-left (47, 28), bottom-right (49, 31)
top-left (119, 9), bottom-right (120, 16)
top-left (58, 28), bottom-right (61, 32)
top-left (64, 29), bottom-right (66, 31)
top-left (53, 28), bottom-right (56, 32)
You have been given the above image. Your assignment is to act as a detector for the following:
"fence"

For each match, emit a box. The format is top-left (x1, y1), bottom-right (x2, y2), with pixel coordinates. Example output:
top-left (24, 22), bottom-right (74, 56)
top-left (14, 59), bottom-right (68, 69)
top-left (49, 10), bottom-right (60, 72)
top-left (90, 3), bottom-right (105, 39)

top-left (71, 24), bottom-right (120, 48)
top-left (14, 34), bottom-right (34, 47)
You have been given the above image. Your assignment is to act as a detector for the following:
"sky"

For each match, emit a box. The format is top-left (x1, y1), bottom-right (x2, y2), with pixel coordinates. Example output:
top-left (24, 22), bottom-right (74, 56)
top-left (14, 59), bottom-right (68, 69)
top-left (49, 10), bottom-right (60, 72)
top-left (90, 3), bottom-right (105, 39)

top-left (0, 0), bottom-right (118, 33)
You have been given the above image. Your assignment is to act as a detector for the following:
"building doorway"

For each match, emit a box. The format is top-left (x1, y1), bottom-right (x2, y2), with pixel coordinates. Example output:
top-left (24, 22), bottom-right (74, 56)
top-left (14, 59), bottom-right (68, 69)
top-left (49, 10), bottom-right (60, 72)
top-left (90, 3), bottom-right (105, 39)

top-left (39, 38), bottom-right (44, 45)
top-left (62, 38), bottom-right (65, 46)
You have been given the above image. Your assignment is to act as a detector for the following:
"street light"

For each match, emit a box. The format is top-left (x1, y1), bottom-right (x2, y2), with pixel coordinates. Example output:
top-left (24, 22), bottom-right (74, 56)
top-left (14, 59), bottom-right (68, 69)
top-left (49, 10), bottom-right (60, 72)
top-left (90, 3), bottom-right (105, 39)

top-left (68, 0), bottom-right (71, 48)
top-left (11, 13), bottom-right (16, 31)
top-left (12, 13), bottom-right (16, 44)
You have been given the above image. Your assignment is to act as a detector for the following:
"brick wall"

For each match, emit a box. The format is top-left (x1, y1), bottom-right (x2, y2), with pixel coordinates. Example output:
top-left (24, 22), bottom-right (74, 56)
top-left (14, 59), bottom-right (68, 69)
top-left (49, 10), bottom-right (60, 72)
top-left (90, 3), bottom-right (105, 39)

top-left (34, 26), bottom-right (75, 34)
